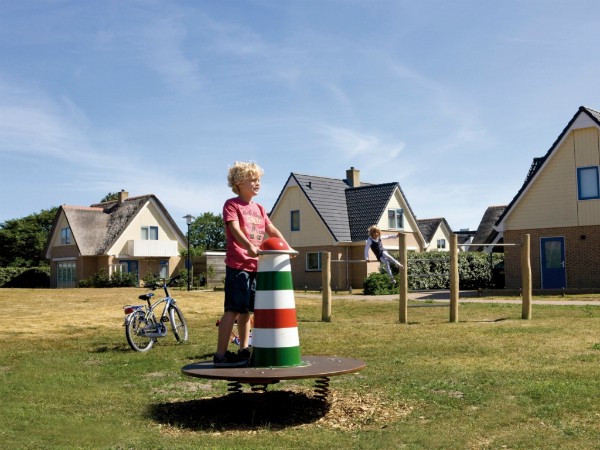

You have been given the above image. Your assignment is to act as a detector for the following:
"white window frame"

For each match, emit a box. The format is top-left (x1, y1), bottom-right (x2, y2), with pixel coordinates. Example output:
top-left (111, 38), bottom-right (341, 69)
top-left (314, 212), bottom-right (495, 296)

top-left (141, 226), bottom-right (159, 240)
top-left (387, 208), bottom-right (404, 230)
top-left (437, 239), bottom-right (446, 249)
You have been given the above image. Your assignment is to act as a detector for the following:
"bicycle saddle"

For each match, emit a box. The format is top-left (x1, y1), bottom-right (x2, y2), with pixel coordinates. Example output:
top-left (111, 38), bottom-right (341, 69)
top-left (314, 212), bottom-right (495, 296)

top-left (138, 293), bottom-right (155, 301)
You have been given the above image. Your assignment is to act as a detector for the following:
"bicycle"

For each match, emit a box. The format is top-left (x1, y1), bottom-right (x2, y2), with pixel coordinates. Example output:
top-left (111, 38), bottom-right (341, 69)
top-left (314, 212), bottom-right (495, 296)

top-left (123, 275), bottom-right (189, 352)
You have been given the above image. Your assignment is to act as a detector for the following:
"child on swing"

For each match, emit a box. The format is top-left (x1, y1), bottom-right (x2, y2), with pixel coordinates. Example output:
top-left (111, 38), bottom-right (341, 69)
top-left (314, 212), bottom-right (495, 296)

top-left (364, 225), bottom-right (403, 283)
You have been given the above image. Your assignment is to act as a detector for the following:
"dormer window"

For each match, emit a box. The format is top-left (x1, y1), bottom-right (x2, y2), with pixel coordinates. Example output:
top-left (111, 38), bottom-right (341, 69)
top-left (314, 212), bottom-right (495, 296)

top-left (61, 227), bottom-right (71, 245)
top-left (141, 226), bottom-right (158, 240)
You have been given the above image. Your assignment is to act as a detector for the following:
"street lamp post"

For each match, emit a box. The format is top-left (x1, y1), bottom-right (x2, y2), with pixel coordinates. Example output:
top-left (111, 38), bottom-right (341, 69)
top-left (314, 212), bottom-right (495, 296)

top-left (183, 214), bottom-right (194, 291)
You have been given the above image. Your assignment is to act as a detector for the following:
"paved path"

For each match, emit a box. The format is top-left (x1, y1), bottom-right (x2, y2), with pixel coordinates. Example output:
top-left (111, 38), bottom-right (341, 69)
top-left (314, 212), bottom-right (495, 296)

top-left (295, 290), bottom-right (600, 306)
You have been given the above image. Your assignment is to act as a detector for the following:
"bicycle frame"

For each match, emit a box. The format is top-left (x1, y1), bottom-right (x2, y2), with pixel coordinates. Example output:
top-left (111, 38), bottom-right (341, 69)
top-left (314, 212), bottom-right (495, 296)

top-left (123, 275), bottom-right (188, 351)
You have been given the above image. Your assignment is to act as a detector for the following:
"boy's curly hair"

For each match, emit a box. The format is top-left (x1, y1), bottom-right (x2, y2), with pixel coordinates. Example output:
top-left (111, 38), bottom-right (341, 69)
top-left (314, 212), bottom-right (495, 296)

top-left (227, 161), bottom-right (264, 194)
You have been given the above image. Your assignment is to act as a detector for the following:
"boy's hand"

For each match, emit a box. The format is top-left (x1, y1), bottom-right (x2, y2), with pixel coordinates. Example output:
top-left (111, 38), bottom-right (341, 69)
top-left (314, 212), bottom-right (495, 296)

top-left (247, 243), bottom-right (259, 257)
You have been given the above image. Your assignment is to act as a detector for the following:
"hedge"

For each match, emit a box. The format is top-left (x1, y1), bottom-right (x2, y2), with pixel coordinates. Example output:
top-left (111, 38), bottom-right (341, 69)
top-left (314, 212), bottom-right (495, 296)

top-left (363, 251), bottom-right (504, 295)
top-left (0, 267), bottom-right (50, 288)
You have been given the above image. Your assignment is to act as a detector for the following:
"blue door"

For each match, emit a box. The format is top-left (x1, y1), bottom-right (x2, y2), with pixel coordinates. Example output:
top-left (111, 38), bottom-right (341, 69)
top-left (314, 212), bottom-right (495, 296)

top-left (540, 237), bottom-right (566, 289)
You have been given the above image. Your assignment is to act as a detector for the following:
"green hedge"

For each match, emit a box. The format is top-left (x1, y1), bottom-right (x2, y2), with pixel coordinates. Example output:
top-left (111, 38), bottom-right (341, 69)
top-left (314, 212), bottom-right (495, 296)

top-left (78, 269), bottom-right (138, 288)
top-left (363, 252), bottom-right (504, 295)
top-left (0, 267), bottom-right (50, 288)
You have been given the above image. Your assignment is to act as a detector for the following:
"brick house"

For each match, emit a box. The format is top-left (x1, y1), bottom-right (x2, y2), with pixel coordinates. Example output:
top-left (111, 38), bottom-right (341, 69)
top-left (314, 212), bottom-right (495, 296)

top-left (495, 106), bottom-right (600, 289)
top-left (44, 191), bottom-right (186, 288)
top-left (269, 167), bottom-right (453, 290)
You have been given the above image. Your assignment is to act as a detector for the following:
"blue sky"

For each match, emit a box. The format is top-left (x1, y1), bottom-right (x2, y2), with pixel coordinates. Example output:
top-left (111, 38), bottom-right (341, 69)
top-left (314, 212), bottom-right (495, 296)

top-left (2, 0), bottom-right (600, 233)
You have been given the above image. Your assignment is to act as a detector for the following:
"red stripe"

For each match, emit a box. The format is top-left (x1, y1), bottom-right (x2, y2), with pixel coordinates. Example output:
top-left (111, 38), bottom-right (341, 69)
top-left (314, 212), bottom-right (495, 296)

top-left (254, 308), bottom-right (298, 329)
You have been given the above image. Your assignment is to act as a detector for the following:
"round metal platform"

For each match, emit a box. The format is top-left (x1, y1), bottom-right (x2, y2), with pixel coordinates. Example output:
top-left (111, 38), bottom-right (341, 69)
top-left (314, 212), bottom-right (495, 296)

top-left (182, 356), bottom-right (365, 388)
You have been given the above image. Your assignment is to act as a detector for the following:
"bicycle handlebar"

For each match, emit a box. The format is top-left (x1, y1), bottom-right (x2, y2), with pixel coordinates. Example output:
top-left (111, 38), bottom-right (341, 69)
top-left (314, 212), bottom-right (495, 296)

top-left (144, 275), bottom-right (182, 290)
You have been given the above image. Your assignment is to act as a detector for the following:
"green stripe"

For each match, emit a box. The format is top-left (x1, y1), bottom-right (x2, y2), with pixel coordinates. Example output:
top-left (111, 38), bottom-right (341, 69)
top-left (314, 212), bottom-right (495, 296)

top-left (252, 346), bottom-right (302, 367)
top-left (256, 271), bottom-right (294, 291)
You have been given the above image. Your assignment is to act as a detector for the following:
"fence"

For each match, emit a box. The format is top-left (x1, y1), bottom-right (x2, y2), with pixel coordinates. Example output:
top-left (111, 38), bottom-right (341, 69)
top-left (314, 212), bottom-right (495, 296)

top-left (320, 233), bottom-right (533, 323)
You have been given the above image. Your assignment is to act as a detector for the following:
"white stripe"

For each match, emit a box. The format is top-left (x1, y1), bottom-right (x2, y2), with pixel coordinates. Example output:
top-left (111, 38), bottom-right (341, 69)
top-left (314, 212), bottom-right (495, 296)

top-left (257, 254), bottom-right (292, 272)
top-left (254, 290), bottom-right (297, 309)
top-left (252, 328), bottom-right (300, 348)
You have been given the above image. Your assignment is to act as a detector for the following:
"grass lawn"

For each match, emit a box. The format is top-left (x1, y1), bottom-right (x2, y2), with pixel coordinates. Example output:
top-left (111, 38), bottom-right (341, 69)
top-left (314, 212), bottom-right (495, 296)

top-left (1, 288), bottom-right (600, 449)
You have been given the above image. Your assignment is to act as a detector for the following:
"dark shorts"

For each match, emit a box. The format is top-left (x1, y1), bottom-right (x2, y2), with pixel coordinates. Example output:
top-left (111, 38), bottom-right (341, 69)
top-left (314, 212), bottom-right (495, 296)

top-left (224, 266), bottom-right (257, 314)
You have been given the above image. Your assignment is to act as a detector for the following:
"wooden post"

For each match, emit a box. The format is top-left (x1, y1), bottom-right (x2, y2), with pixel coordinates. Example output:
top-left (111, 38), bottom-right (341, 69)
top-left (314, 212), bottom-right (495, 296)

top-left (521, 234), bottom-right (532, 320)
top-left (398, 233), bottom-right (408, 324)
top-left (449, 233), bottom-right (459, 323)
top-left (321, 252), bottom-right (332, 322)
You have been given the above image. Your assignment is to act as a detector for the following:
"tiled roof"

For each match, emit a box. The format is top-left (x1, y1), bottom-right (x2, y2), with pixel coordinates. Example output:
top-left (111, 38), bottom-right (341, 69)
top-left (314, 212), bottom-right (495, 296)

top-left (275, 172), bottom-right (416, 243)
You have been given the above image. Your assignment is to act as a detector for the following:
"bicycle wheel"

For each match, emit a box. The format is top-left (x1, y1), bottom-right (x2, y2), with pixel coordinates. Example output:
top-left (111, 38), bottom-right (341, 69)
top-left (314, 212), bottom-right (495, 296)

top-left (169, 305), bottom-right (189, 343)
top-left (125, 310), bottom-right (156, 352)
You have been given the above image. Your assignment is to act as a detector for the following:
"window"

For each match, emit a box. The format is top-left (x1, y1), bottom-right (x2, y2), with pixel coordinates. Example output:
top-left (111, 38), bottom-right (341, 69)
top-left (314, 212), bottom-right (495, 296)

top-left (159, 260), bottom-right (169, 278)
top-left (306, 252), bottom-right (322, 271)
top-left (291, 210), bottom-right (300, 231)
top-left (57, 261), bottom-right (76, 287)
top-left (388, 208), bottom-right (404, 229)
top-left (141, 226), bottom-right (159, 240)
top-left (437, 239), bottom-right (446, 249)
top-left (61, 227), bottom-right (71, 245)
top-left (577, 166), bottom-right (600, 200)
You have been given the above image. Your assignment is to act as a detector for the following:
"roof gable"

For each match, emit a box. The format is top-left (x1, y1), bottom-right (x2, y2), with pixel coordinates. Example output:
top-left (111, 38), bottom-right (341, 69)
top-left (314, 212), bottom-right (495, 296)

top-left (471, 205), bottom-right (506, 251)
top-left (46, 194), bottom-right (186, 257)
top-left (497, 106), bottom-right (600, 227)
top-left (272, 171), bottom-right (420, 243)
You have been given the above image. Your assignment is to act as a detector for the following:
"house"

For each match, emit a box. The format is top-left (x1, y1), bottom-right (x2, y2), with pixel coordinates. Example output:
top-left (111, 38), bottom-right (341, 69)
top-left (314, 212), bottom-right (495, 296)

top-left (416, 218), bottom-right (454, 252)
top-left (469, 205), bottom-right (506, 252)
top-left (44, 191), bottom-right (187, 288)
top-left (495, 106), bottom-right (600, 289)
top-left (269, 167), bottom-right (438, 290)
top-left (454, 228), bottom-right (476, 251)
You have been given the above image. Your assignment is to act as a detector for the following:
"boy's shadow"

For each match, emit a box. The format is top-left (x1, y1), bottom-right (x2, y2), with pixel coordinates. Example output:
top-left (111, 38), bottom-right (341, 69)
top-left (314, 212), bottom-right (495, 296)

top-left (148, 390), bottom-right (329, 431)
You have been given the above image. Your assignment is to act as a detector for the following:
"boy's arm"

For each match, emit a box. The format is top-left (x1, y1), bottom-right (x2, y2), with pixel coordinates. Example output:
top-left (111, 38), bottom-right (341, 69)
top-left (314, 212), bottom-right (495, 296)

top-left (364, 238), bottom-right (371, 261)
top-left (227, 220), bottom-right (259, 257)
top-left (265, 223), bottom-right (292, 248)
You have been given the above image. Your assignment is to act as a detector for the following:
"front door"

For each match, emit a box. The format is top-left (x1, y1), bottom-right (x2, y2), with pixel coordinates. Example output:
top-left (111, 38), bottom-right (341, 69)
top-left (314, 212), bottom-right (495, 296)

top-left (540, 237), bottom-right (566, 289)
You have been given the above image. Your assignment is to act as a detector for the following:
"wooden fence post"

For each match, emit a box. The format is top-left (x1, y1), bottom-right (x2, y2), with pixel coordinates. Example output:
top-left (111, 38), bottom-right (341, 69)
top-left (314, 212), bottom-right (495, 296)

top-left (449, 233), bottom-right (459, 323)
top-left (321, 252), bottom-right (332, 322)
top-left (399, 233), bottom-right (408, 324)
top-left (521, 234), bottom-right (532, 320)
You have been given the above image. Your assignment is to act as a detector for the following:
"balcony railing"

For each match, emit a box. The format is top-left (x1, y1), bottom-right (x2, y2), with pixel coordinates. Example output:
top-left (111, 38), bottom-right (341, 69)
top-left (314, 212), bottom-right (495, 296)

top-left (126, 240), bottom-right (179, 257)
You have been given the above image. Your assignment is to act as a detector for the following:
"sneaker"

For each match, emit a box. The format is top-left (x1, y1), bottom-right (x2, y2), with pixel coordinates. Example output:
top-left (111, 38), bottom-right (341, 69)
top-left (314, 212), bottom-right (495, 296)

top-left (238, 347), bottom-right (252, 363)
top-left (391, 278), bottom-right (397, 285)
top-left (213, 351), bottom-right (248, 368)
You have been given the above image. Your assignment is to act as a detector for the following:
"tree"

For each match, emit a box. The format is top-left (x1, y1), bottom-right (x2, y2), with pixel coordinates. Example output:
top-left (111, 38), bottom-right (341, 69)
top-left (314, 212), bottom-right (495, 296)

top-left (0, 207), bottom-right (58, 267)
top-left (100, 192), bottom-right (119, 202)
top-left (188, 212), bottom-right (225, 253)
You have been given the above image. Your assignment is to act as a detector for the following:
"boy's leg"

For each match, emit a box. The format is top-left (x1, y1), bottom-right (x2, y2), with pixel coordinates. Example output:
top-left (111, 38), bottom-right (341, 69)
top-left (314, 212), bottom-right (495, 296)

top-left (236, 312), bottom-right (251, 350)
top-left (216, 311), bottom-right (237, 355)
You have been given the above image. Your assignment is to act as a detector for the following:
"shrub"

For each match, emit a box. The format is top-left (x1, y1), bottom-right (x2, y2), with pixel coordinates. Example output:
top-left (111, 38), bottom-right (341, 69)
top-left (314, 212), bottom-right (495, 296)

top-left (0, 267), bottom-right (50, 288)
top-left (363, 251), bottom-right (504, 294)
top-left (78, 269), bottom-right (138, 288)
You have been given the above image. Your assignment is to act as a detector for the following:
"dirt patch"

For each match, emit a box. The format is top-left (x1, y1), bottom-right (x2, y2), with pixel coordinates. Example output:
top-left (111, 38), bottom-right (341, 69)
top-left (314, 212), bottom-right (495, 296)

top-left (148, 386), bottom-right (412, 434)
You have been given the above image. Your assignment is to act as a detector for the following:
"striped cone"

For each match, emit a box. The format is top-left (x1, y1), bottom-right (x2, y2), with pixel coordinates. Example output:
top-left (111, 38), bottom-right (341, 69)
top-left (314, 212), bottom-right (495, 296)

top-left (252, 238), bottom-right (302, 367)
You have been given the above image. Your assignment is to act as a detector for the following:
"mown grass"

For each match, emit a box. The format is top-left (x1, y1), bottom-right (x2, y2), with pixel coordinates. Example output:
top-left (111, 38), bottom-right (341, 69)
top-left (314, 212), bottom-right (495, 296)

top-left (1, 288), bottom-right (600, 449)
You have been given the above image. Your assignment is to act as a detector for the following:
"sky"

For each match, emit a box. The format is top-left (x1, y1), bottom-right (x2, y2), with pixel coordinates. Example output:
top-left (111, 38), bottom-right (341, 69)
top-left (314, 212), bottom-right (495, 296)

top-left (2, 0), bottom-right (600, 234)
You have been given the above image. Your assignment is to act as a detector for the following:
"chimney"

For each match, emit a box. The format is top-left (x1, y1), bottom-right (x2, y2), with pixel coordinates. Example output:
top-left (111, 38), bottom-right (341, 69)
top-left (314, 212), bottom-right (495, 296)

top-left (118, 190), bottom-right (129, 205)
top-left (346, 167), bottom-right (360, 187)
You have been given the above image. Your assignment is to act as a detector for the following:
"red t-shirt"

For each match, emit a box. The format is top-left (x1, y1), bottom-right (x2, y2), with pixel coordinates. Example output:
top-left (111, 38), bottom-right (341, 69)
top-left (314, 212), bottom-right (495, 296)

top-left (223, 197), bottom-right (271, 272)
